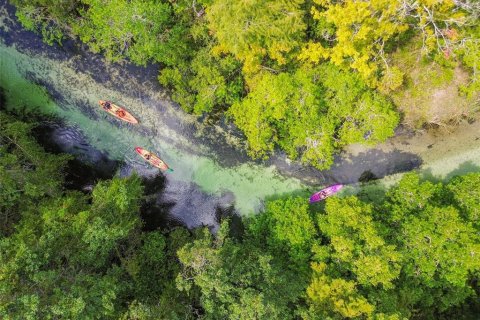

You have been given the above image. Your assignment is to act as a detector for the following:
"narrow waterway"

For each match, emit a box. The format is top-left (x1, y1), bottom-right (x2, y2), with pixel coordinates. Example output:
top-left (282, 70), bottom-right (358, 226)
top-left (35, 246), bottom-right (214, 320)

top-left (2, 1), bottom-right (479, 228)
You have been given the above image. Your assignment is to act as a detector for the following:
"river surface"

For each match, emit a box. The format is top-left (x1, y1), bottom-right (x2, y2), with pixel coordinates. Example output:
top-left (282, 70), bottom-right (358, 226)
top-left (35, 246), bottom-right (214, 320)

top-left (1, 1), bottom-right (480, 228)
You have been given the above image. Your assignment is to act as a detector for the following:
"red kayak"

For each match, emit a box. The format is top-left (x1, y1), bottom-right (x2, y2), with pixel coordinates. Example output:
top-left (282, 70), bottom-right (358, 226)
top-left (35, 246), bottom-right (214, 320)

top-left (309, 184), bottom-right (343, 203)
top-left (99, 100), bottom-right (139, 124)
top-left (135, 147), bottom-right (173, 172)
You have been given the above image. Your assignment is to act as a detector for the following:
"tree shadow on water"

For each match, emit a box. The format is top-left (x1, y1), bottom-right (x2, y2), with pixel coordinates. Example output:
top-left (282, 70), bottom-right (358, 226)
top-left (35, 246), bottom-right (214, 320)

top-left (140, 174), bottom-right (180, 231)
top-left (445, 161), bottom-right (480, 181)
top-left (421, 161), bottom-right (480, 184)
top-left (323, 148), bottom-right (423, 185)
top-left (279, 148), bottom-right (423, 187)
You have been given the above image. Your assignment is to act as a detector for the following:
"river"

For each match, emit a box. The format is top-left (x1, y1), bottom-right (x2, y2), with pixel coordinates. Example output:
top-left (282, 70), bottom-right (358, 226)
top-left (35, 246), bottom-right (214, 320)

top-left (1, 0), bottom-right (479, 228)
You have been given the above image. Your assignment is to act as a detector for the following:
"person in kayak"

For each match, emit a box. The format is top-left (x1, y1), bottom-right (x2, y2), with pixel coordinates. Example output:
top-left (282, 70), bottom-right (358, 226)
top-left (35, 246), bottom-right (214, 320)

top-left (144, 153), bottom-right (152, 160)
top-left (103, 101), bottom-right (112, 110)
top-left (115, 109), bottom-right (126, 118)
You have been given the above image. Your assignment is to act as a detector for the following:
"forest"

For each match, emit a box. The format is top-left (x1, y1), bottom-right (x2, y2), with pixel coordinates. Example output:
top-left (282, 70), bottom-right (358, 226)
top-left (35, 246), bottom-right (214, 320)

top-left (2, 0), bottom-right (480, 319)
top-left (1, 104), bottom-right (480, 319)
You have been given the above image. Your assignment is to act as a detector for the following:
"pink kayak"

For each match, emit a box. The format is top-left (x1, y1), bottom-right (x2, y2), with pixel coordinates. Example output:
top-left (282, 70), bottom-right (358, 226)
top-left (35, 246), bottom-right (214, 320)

top-left (309, 184), bottom-right (343, 203)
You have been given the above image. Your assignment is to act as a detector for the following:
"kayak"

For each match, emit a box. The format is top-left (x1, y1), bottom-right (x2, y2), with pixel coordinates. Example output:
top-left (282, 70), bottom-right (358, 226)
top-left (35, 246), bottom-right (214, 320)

top-left (309, 184), bottom-right (343, 203)
top-left (98, 100), bottom-right (139, 124)
top-left (135, 147), bottom-right (173, 172)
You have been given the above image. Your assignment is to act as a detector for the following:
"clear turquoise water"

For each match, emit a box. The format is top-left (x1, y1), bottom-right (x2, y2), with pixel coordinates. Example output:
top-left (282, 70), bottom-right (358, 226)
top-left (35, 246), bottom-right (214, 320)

top-left (0, 40), bottom-right (306, 219)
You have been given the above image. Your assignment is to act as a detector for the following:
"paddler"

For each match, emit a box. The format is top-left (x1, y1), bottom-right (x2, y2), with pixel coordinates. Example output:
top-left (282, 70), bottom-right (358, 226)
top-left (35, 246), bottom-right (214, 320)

top-left (102, 101), bottom-right (112, 110)
top-left (115, 109), bottom-right (126, 118)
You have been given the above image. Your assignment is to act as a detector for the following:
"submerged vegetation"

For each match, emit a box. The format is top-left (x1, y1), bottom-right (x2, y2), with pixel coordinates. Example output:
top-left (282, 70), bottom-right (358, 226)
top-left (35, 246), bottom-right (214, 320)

top-left (1, 108), bottom-right (480, 319)
top-left (9, 0), bottom-right (480, 169)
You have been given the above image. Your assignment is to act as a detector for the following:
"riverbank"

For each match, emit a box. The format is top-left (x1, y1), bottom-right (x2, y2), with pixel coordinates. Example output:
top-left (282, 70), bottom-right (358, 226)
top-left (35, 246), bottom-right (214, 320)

top-left (344, 118), bottom-right (480, 187)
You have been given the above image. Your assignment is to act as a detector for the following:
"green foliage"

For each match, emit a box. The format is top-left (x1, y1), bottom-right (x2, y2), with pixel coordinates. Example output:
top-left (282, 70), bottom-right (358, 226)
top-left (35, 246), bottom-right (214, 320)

top-left (2, 109), bottom-right (480, 318)
top-left (159, 48), bottom-right (244, 114)
top-left (206, 0), bottom-right (306, 74)
top-left (10, 0), bottom-right (80, 44)
top-left (1, 195), bottom-right (105, 318)
top-left (229, 64), bottom-right (399, 169)
top-left (0, 99), bottom-right (196, 320)
top-left (399, 205), bottom-right (479, 287)
top-left (72, 176), bottom-right (143, 267)
top-left (14, 0), bottom-right (479, 169)
top-left (10, 0), bottom-right (480, 173)
top-left (177, 221), bottom-right (306, 319)
top-left (122, 228), bottom-right (195, 319)
top-left (0, 174), bottom-right (144, 319)
top-left (242, 172), bottom-right (480, 318)
top-left (0, 112), bottom-right (70, 235)
top-left (379, 173), bottom-right (480, 315)
top-left (387, 37), bottom-right (475, 129)
top-left (320, 197), bottom-right (402, 288)
top-left (306, 262), bottom-right (375, 319)
top-left (456, 25), bottom-right (480, 98)
top-left (300, 0), bottom-right (409, 85)
top-left (301, 0), bottom-right (476, 88)
top-left (385, 172), bottom-right (441, 222)
top-left (7, 0), bottom-right (480, 317)
top-left (383, 174), bottom-right (480, 306)
top-left (72, 0), bottom-right (189, 65)
top-left (262, 197), bottom-right (317, 259)
top-left (447, 172), bottom-right (480, 227)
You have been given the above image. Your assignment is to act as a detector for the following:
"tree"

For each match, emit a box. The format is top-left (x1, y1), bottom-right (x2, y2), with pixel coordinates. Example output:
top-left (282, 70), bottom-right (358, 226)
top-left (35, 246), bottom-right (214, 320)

top-left (122, 228), bottom-right (196, 320)
top-left (159, 47), bottom-right (244, 114)
top-left (72, 0), bottom-right (190, 66)
top-left (381, 172), bottom-right (480, 316)
top-left (206, 0), bottom-right (306, 74)
top-left (245, 196), bottom-right (319, 276)
top-left (447, 172), bottom-right (480, 228)
top-left (384, 172), bottom-right (442, 223)
top-left (319, 197), bottom-right (402, 289)
top-left (399, 205), bottom-right (479, 288)
top-left (229, 64), bottom-right (398, 169)
top-left (10, 0), bottom-right (80, 44)
top-left (0, 112), bottom-right (70, 235)
top-left (177, 221), bottom-right (306, 319)
top-left (305, 262), bottom-right (375, 319)
top-left (261, 197), bottom-right (318, 261)
top-left (0, 110), bottom-right (198, 319)
top-left (456, 25), bottom-right (480, 98)
top-left (299, 0), bottom-right (409, 85)
top-left (300, 0), bottom-right (476, 87)
top-left (0, 113), bottom-right (146, 319)
top-left (0, 175), bottom-right (143, 319)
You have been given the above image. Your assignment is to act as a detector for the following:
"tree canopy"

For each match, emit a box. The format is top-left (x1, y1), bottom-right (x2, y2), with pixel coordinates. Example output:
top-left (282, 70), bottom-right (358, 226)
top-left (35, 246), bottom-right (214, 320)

top-left (0, 110), bottom-right (194, 319)
top-left (206, 0), bottom-right (306, 74)
top-left (229, 64), bottom-right (398, 168)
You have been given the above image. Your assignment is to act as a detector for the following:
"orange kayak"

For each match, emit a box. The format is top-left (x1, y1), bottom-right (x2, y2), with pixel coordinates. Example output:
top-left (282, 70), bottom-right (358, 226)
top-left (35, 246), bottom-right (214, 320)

top-left (135, 147), bottom-right (173, 172)
top-left (99, 100), bottom-right (139, 124)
